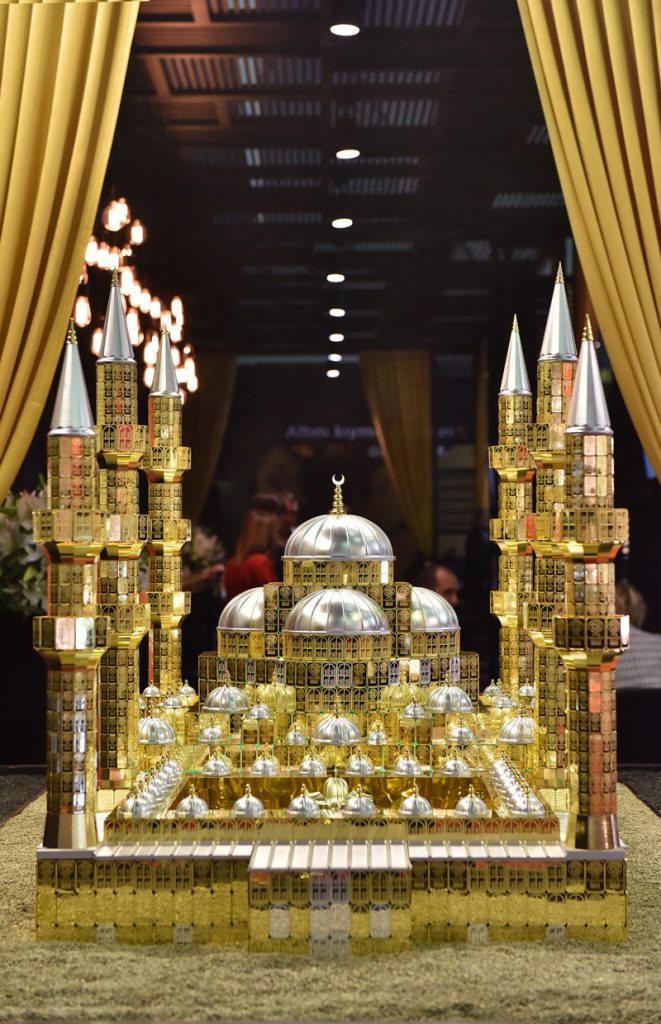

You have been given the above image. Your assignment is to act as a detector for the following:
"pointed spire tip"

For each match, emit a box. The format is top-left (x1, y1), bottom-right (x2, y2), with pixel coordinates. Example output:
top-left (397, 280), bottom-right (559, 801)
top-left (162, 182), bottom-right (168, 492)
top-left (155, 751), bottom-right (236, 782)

top-left (556, 262), bottom-right (564, 284)
top-left (539, 261), bottom-right (577, 361)
top-left (499, 318), bottom-right (531, 395)
top-left (582, 313), bottom-right (594, 342)
top-left (111, 267), bottom-right (119, 288)
top-left (512, 313), bottom-right (519, 332)
top-left (67, 319), bottom-right (77, 345)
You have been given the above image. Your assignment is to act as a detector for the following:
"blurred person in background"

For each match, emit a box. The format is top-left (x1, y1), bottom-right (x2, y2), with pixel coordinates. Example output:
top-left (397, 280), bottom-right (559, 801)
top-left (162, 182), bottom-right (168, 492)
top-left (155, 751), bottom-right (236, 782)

top-left (224, 494), bottom-right (283, 600)
top-left (615, 580), bottom-right (661, 689)
top-left (416, 561), bottom-right (461, 608)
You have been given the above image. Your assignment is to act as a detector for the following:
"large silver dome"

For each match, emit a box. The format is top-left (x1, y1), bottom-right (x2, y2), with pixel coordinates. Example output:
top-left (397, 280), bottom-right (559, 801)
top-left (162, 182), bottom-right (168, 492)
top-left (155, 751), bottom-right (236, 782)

top-left (284, 513), bottom-right (393, 562)
top-left (218, 587), bottom-right (264, 631)
top-left (410, 586), bottom-right (459, 632)
top-left (284, 588), bottom-right (389, 635)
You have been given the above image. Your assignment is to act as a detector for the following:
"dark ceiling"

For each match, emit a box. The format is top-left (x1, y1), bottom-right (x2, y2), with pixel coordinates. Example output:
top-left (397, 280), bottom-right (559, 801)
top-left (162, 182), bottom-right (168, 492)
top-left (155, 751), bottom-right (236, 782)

top-left (106, 0), bottom-right (570, 355)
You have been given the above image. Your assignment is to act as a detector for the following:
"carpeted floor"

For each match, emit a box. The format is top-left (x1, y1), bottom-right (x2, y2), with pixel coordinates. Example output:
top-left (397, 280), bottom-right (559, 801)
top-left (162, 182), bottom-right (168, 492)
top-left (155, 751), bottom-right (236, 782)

top-left (0, 787), bottom-right (660, 1024)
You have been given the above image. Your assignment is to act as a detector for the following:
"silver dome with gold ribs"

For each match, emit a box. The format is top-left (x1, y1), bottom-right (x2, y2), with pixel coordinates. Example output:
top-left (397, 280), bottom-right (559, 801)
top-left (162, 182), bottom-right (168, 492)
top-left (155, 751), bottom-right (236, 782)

top-left (284, 588), bottom-right (389, 635)
top-left (218, 587), bottom-right (264, 631)
top-left (283, 475), bottom-right (394, 564)
top-left (410, 586), bottom-right (459, 632)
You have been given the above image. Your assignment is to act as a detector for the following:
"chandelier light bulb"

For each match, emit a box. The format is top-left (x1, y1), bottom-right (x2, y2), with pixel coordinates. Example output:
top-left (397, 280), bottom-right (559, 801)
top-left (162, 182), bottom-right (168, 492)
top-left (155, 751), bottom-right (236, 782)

top-left (330, 23), bottom-right (360, 36)
top-left (85, 238), bottom-right (98, 265)
top-left (176, 367), bottom-right (187, 384)
top-left (171, 346), bottom-right (181, 367)
top-left (326, 273), bottom-right (345, 283)
top-left (188, 375), bottom-right (199, 393)
top-left (170, 296), bottom-right (184, 321)
top-left (139, 289), bottom-right (151, 315)
top-left (326, 368), bottom-right (341, 378)
top-left (129, 220), bottom-right (146, 246)
top-left (108, 249), bottom-right (121, 271)
top-left (329, 307), bottom-right (346, 318)
top-left (336, 148), bottom-right (360, 160)
top-left (120, 268), bottom-right (134, 296)
top-left (129, 281), bottom-right (142, 308)
top-left (91, 327), bottom-right (103, 356)
top-left (149, 297), bottom-right (162, 320)
top-left (331, 217), bottom-right (352, 229)
top-left (126, 309), bottom-right (140, 346)
top-left (96, 244), bottom-right (111, 270)
top-left (143, 365), bottom-right (155, 389)
top-left (144, 335), bottom-right (159, 366)
top-left (328, 353), bottom-right (343, 363)
top-left (161, 310), bottom-right (172, 331)
top-left (74, 295), bottom-right (91, 328)
top-left (170, 321), bottom-right (182, 343)
top-left (329, 333), bottom-right (344, 342)
top-left (183, 344), bottom-right (192, 355)
top-left (184, 357), bottom-right (195, 377)
top-left (179, 389), bottom-right (186, 404)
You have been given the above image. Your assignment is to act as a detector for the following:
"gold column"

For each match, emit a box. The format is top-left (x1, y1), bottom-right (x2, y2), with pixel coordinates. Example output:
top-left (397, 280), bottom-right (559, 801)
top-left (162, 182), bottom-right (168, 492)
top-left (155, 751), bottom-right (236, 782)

top-left (524, 266), bottom-right (577, 793)
top-left (144, 329), bottom-right (192, 698)
top-left (554, 318), bottom-right (628, 850)
top-left (33, 325), bottom-right (108, 848)
top-left (488, 317), bottom-right (535, 700)
top-left (95, 275), bottom-right (149, 793)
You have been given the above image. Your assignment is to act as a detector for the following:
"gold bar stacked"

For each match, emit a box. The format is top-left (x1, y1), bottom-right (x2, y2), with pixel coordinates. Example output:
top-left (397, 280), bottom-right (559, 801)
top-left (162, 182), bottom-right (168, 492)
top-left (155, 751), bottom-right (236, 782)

top-left (553, 318), bottom-right (628, 850)
top-left (525, 267), bottom-right (577, 793)
top-left (95, 274), bottom-right (149, 793)
top-left (144, 329), bottom-right (191, 703)
top-left (488, 317), bottom-right (535, 701)
top-left (33, 325), bottom-right (108, 848)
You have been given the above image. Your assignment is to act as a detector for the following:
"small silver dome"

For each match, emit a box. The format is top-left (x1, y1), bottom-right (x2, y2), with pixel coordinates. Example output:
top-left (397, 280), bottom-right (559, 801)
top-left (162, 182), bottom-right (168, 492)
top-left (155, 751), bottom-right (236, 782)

top-left (159, 691), bottom-right (184, 709)
top-left (232, 784), bottom-right (265, 819)
top-left (343, 785), bottom-right (376, 817)
top-left (448, 722), bottom-right (475, 746)
top-left (345, 750), bottom-right (375, 776)
top-left (218, 587), bottom-right (265, 631)
top-left (455, 787), bottom-right (489, 818)
top-left (204, 683), bottom-right (250, 714)
top-left (197, 723), bottom-right (226, 745)
top-left (313, 711), bottom-right (361, 745)
top-left (402, 701), bottom-right (431, 720)
top-left (138, 715), bottom-right (176, 745)
top-left (499, 714), bottom-right (535, 745)
top-left (492, 693), bottom-right (515, 709)
top-left (399, 784), bottom-right (433, 818)
top-left (285, 588), bottom-right (389, 635)
top-left (427, 684), bottom-right (473, 714)
top-left (287, 785), bottom-right (321, 819)
top-left (177, 787), bottom-right (209, 819)
top-left (201, 750), bottom-right (233, 776)
top-left (518, 683), bottom-right (536, 699)
top-left (323, 772), bottom-right (349, 808)
top-left (410, 586), bottom-right (459, 632)
top-left (118, 790), bottom-right (138, 818)
top-left (366, 724), bottom-right (388, 745)
top-left (143, 684), bottom-right (162, 699)
top-left (131, 791), bottom-right (157, 819)
top-left (480, 680), bottom-right (502, 706)
top-left (285, 725), bottom-right (308, 746)
top-left (250, 754), bottom-right (280, 776)
top-left (508, 789), bottom-right (545, 817)
top-left (299, 750), bottom-right (327, 777)
top-left (440, 754), bottom-right (471, 776)
top-left (393, 750), bottom-right (424, 776)
top-left (245, 700), bottom-right (273, 721)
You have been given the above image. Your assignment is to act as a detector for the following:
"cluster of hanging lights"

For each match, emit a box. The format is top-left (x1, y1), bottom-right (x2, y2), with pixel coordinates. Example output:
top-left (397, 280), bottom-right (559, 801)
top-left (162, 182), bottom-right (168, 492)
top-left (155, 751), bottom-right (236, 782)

top-left (76, 196), bottom-right (198, 398)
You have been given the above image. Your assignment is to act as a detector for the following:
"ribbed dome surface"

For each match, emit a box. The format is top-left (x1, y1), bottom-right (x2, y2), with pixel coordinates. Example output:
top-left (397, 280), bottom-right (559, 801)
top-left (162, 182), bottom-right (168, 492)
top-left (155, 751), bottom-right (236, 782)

top-left (410, 586), bottom-right (459, 631)
top-left (218, 587), bottom-right (264, 631)
top-left (284, 513), bottom-right (394, 562)
top-left (284, 587), bottom-right (389, 635)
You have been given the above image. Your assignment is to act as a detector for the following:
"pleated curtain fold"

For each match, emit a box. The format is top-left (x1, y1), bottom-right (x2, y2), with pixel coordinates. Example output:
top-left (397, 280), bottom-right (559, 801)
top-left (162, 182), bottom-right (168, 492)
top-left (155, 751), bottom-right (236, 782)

top-left (518, 0), bottom-right (661, 476)
top-left (0, 0), bottom-right (140, 501)
top-left (183, 350), bottom-right (237, 524)
top-left (361, 350), bottom-right (434, 557)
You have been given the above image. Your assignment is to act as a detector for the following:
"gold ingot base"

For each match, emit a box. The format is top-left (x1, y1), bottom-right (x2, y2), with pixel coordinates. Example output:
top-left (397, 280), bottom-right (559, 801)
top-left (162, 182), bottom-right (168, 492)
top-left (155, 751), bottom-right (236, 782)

top-left (42, 811), bottom-right (96, 850)
top-left (566, 813), bottom-right (620, 851)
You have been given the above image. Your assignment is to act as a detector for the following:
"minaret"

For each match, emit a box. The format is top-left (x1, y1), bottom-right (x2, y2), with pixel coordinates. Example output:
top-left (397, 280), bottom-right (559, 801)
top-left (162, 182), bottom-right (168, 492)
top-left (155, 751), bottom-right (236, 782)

top-left (554, 317), bottom-right (628, 849)
top-left (33, 324), bottom-right (108, 847)
top-left (144, 328), bottom-right (191, 724)
top-left (488, 317), bottom-right (535, 701)
top-left (95, 273), bottom-right (149, 796)
top-left (525, 265), bottom-right (577, 797)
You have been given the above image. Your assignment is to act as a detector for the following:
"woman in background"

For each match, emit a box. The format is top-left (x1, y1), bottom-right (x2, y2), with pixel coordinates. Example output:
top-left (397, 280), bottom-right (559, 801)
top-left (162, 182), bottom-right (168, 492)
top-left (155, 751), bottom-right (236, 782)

top-left (224, 494), bottom-right (283, 600)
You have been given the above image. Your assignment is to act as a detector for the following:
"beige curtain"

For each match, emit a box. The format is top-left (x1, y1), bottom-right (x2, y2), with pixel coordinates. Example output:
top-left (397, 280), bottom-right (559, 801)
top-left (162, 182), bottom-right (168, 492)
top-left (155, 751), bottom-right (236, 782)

top-left (361, 351), bottom-right (434, 556)
top-left (0, 0), bottom-right (140, 501)
top-left (183, 351), bottom-right (237, 524)
top-left (518, 0), bottom-right (661, 476)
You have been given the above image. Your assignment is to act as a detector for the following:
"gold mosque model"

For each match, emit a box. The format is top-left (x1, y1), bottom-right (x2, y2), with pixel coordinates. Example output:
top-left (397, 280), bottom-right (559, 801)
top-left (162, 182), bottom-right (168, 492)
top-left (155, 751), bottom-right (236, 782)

top-left (34, 267), bottom-right (629, 949)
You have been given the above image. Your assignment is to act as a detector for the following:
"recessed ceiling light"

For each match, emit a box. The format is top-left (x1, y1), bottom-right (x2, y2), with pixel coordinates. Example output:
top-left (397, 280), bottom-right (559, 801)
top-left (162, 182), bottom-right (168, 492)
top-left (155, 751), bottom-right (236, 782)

top-left (336, 148), bottom-right (360, 160)
top-left (331, 217), bottom-right (353, 229)
top-left (329, 308), bottom-right (346, 318)
top-left (330, 23), bottom-right (360, 36)
top-left (327, 368), bottom-right (341, 378)
top-left (328, 353), bottom-right (343, 363)
top-left (329, 333), bottom-right (344, 342)
top-left (327, 272), bottom-right (345, 283)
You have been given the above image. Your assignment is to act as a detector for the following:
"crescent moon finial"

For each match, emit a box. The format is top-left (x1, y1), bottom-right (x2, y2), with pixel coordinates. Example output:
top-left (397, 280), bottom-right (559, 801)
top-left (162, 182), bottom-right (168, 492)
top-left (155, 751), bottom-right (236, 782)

top-left (331, 474), bottom-right (346, 514)
top-left (332, 473), bottom-right (345, 486)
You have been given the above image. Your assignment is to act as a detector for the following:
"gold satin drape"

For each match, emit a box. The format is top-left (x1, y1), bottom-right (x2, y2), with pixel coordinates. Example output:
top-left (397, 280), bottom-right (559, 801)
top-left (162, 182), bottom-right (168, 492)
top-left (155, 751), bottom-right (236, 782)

top-left (361, 351), bottom-right (434, 556)
top-left (183, 351), bottom-right (237, 524)
top-left (0, 0), bottom-right (140, 501)
top-left (518, 0), bottom-right (661, 476)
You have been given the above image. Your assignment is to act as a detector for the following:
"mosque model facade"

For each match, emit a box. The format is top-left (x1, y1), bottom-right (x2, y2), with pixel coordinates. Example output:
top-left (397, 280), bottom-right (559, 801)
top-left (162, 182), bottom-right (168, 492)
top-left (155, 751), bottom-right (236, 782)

top-left (33, 268), bottom-right (628, 949)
